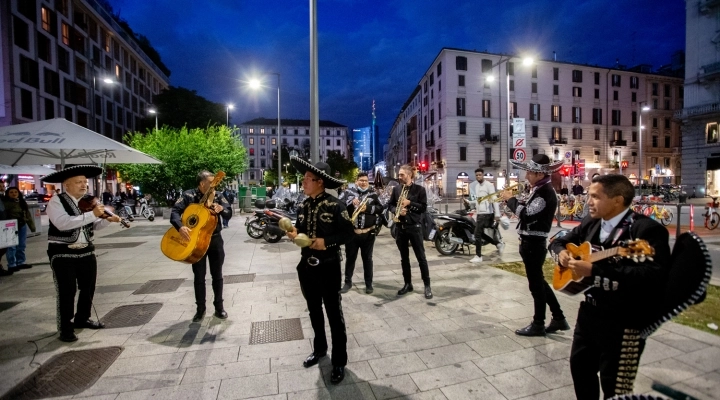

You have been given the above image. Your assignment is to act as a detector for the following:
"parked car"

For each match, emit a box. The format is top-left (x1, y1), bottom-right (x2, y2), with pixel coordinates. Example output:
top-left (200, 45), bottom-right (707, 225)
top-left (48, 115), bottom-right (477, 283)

top-left (24, 192), bottom-right (52, 212)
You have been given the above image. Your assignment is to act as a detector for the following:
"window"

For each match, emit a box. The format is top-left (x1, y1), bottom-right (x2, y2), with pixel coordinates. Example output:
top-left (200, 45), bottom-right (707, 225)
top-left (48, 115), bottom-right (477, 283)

top-left (531, 65), bottom-right (537, 78)
top-left (326, 139), bottom-right (330, 145)
top-left (572, 128), bottom-right (582, 140)
top-left (459, 121), bottom-right (466, 135)
top-left (652, 136), bottom-right (658, 147)
top-left (460, 146), bottom-right (467, 161)
top-left (271, 138), bottom-right (276, 145)
top-left (260, 128), bottom-right (265, 134)
top-left (553, 85), bottom-right (559, 96)
top-left (664, 84), bottom-right (671, 97)
top-left (41, 7), bottom-right (51, 32)
top-left (592, 108), bottom-right (602, 124)
top-left (20, 89), bottom-right (33, 119)
top-left (533, 148), bottom-right (539, 156)
top-left (664, 100), bottom-right (670, 110)
top-left (573, 87), bottom-right (582, 97)
top-left (653, 99), bottom-right (658, 109)
top-left (438, 103), bottom-right (441, 119)
top-left (529, 103), bottom-right (540, 121)
top-left (456, 98), bottom-right (465, 116)
top-left (509, 102), bottom-right (517, 118)
top-left (551, 105), bottom-right (561, 122)
top-left (260, 138), bottom-right (265, 145)
top-left (632, 111), bottom-right (637, 126)
top-left (611, 74), bottom-right (621, 87)
top-left (552, 127), bottom-right (562, 141)
top-left (612, 110), bottom-right (621, 126)
top-left (19, 56), bottom-right (39, 88)
top-left (456, 56), bottom-right (467, 71)
top-left (652, 83), bottom-right (658, 96)
top-left (508, 62), bottom-right (515, 76)
top-left (594, 88), bottom-right (600, 99)
top-left (531, 82), bottom-right (537, 94)
top-left (553, 67), bottom-right (559, 80)
top-left (249, 138), bottom-right (254, 146)
top-left (437, 62), bottom-right (442, 76)
top-left (458, 75), bottom-right (465, 87)
top-left (13, 17), bottom-right (29, 50)
top-left (632, 131), bottom-right (637, 142)
top-left (509, 80), bottom-right (515, 91)
top-left (44, 98), bottom-right (54, 119)
top-left (594, 72), bottom-right (600, 85)
top-left (664, 118), bottom-right (671, 129)
top-left (630, 76), bottom-right (639, 89)
top-left (613, 90), bottom-right (619, 101)
top-left (272, 129), bottom-right (276, 135)
top-left (261, 159), bottom-right (266, 168)
top-left (572, 107), bottom-right (581, 123)
top-left (532, 125), bottom-right (538, 138)
top-left (482, 100), bottom-right (491, 118)
top-left (306, 129), bottom-right (309, 135)
top-left (429, 72), bottom-right (434, 86)
top-left (38, 34), bottom-right (52, 63)
top-left (613, 130), bottom-right (623, 141)
top-left (572, 70), bottom-right (582, 82)
top-left (439, 125), bottom-right (442, 138)
top-left (631, 92), bottom-right (637, 102)
top-left (484, 123), bottom-right (492, 139)
top-left (481, 59), bottom-right (493, 73)
top-left (665, 136), bottom-right (671, 148)
top-left (61, 23), bottom-right (70, 45)
top-left (430, 109), bottom-right (434, 125)
top-left (652, 118), bottom-right (658, 128)
top-left (260, 149), bottom-right (265, 157)
top-left (595, 129), bottom-right (600, 140)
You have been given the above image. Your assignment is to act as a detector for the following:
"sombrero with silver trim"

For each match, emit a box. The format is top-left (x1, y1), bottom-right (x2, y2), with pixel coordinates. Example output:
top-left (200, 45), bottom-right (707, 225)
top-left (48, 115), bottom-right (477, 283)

top-left (510, 154), bottom-right (563, 173)
top-left (40, 164), bottom-right (103, 183)
top-left (290, 156), bottom-right (345, 189)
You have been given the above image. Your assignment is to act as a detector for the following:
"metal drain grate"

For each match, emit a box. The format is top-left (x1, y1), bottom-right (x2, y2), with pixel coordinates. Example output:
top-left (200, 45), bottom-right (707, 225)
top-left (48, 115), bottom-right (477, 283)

top-left (0, 346), bottom-right (123, 400)
top-left (249, 318), bottom-right (304, 345)
top-left (100, 303), bottom-right (163, 328)
top-left (224, 274), bottom-right (256, 284)
top-left (0, 302), bottom-right (20, 313)
top-left (133, 279), bottom-right (185, 295)
top-left (94, 242), bottom-right (145, 249)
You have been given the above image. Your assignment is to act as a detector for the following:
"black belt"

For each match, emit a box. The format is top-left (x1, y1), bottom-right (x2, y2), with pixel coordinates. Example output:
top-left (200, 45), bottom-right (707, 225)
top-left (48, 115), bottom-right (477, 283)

top-left (399, 223), bottom-right (421, 229)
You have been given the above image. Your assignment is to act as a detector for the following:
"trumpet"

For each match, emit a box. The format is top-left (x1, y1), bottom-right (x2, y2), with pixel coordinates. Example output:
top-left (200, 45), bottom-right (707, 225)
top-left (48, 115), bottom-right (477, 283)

top-left (393, 184), bottom-right (409, 223)
top-left (351, 196), bottom-right (370, 223)
top-left (475, 183), bottom-right (525, 204)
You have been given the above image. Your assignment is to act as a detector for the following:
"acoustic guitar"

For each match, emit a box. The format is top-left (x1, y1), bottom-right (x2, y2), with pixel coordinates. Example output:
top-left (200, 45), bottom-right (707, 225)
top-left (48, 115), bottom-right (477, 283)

top-left (161, 171), bottom-right (225, 263)
top-left (552, 239), bottom-right (654, 296)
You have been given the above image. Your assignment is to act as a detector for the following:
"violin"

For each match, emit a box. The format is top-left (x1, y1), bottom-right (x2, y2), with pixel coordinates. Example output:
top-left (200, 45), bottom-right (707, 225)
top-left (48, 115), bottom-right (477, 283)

top-left (78, 195), bottom-right (131, 228)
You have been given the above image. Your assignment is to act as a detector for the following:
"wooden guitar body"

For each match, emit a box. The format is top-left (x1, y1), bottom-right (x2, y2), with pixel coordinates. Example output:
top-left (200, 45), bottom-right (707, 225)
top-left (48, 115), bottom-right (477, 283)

top-left (161, 204), bottom-right (217, 263)
top-left (552, 242), bottom-right (594, 295)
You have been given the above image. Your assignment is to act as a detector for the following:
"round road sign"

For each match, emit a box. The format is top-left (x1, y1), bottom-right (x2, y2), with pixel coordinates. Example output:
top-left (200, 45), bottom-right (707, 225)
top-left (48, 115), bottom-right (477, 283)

top-left (513, 149), bottom-right (527, 161)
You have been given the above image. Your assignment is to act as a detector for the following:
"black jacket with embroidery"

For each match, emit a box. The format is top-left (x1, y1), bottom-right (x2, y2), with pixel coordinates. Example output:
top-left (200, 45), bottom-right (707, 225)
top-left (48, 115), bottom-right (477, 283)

top-left (341, 187), bottom-right (384, 229)
top-left (387, 183), bottom-right (427, 226)
top-left (506, 180), bottom-right (557, 238)
top-left (549, 211), bottom-right (671, 326)
top-left (170, 188), bottom-right (231, 235)
top-left (296, 191), bottom-right (354, 258)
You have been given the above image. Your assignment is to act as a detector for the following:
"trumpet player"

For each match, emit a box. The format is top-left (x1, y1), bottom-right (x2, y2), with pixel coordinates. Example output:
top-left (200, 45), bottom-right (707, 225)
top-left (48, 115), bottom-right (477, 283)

top-left (388, 164), bottom-right (433, 299)
top-left (341, 173), bottom-right (384, 294)
top-left (287, 157), bottom-right (354, 384)
top-left (469, 168), bottom-right (504, 263)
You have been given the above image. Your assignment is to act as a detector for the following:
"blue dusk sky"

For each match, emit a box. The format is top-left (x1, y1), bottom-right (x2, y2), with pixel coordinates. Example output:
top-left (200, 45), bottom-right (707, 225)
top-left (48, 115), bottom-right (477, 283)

top-left (107, 0), bottom-right (685, 144)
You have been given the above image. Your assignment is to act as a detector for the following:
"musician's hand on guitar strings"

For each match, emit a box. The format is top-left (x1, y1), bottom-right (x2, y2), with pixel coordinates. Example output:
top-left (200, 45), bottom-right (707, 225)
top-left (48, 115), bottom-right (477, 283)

top-left (558, 250), bottom-right (573, 268)
top-left (179, 226), bottom-right (192, 241)
top-left (568, 259), bottom-right (592, 277)
top-left (212, 204), bottom-right (223, 214)
top-left (310, 238), bottom-right (327, 250)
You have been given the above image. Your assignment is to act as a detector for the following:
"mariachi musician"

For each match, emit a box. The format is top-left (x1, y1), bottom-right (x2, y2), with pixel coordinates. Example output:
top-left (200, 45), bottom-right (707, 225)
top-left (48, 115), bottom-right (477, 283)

top-left (549, 174), bottom-right (671, 399)
top-left (340, 172), bottom-right (384, 294)
top-left (41, 165), bottom-right (122, 342)
top-left (500, 154), bottom-right (569, 337)
top-left (171, 170), bottom-right (231, 323)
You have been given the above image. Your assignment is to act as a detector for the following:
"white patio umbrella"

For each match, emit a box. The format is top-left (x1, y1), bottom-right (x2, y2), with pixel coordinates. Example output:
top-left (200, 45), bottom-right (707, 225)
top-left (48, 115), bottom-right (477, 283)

top-left (0, 118), bottom-right (161, 166)
top-left (0, 164), bottom-right (55, 175)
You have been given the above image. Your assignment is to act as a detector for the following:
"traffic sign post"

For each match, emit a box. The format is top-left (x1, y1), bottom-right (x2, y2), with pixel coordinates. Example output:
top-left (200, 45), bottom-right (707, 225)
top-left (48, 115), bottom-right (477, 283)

top-left (513, 138), bottom-right (526, 148)
top-left (512, 149), bottom-right (527, 162)
top-left (512, 118), bottom-right (526, 135)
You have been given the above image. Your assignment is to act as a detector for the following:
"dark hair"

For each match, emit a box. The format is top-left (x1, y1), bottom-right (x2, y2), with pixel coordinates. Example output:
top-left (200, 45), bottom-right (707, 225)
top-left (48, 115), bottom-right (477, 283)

top-left (474, 168), bottom-right (484, 174)
top-left (357, 172), bottom-right (368, 179)
top-left (5, 186), bottom-right (29, 211)
top-left (591, 174), bottom-right (635, 206)
top-left (196, 170), bottom-right (214, 185)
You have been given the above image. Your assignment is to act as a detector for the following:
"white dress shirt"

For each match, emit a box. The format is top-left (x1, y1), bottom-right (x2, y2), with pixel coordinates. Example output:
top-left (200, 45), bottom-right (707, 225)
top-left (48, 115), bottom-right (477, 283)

top-left (598, 208), bottom-right (631, 242)
top-left (47, 194), bottom-right (111, 244)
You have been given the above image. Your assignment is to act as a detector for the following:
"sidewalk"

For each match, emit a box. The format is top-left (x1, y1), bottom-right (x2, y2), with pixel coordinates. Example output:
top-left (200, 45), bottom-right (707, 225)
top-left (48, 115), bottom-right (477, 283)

top-left (0, 212), bottom-right (718, 399)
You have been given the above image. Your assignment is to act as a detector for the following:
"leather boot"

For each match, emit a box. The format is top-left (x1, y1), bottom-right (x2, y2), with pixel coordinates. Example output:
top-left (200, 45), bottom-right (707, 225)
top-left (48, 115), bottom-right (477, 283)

top-left (340, 282), bottom-right (352, 294)
top-left (546, 318), bottom-right (571, 333)
top-left (515, 321), bottom-right (546, 337)
top-left (192, 307), bottom-right (206, 322)
top-left (397, 283), bottom-right (414, 295)
top-left (424, 285), bottom-right (433, 299)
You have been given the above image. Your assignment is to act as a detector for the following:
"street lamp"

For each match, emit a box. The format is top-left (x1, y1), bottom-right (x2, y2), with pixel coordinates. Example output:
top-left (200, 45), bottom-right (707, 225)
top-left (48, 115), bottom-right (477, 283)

top-left (249, 73), bottom-right (281, 185)
top-left (90, 76), bottom-right (116, 133)
top-left (148, 108), bottom-right (158, 131)
top-left (360, 152), bottom-right (364, 173)
top-left (226, 104), bottom-right (234, 126)
top-left (414, 153), bottom-right (418, 168)
top-left (638, 102), bottom-right (651, 185)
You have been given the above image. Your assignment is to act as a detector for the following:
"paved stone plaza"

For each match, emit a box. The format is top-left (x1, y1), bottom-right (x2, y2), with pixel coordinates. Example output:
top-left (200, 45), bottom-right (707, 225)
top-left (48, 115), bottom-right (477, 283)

top-left (1, 212), bottom-right (719, 399)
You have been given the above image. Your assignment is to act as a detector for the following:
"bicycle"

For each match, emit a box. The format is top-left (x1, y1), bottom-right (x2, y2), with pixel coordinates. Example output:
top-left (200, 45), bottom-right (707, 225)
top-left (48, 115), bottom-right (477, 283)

top-left (556, 194), bottom-right (586, 222)
top-left (643, 201), bottom-right (674, 226)
top-left (704, 196), bottom-right (720, 230)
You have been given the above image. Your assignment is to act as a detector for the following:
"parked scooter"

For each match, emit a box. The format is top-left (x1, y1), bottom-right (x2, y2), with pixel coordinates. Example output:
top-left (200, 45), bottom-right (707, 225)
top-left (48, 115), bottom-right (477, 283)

top-left (134, 195), bottom-right (155, 221)
top-left (112, 197), bottom-right (135, 222)
top-left (433, 198), bottom-right (502, 255)
top-left (245, 209), bottom-right (270, 239)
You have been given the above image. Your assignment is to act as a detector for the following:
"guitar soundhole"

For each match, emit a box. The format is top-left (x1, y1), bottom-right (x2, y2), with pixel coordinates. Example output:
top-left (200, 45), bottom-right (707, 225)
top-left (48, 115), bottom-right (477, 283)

top-left (187, 215), bottom-right (199, 228)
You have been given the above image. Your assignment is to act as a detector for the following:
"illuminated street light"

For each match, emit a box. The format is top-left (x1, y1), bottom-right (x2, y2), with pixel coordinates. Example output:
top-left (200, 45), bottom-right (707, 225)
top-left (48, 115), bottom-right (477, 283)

top-left (226, 104), bottom-right (234, 126)
top-left (249, 74), bottom-right (282, 185)
top-left (148, 108), bottom-right (158, 131)
top-left (638, 102), bottom-right (651, 183)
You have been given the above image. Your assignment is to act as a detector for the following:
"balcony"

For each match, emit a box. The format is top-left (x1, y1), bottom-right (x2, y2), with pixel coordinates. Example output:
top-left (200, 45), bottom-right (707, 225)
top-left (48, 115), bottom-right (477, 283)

top-left (700, 61), bottom-right (720, 83)
top-left (480, 135), bottom-right (499, 144)
top-left (425, 139), bottom-right (435, 148)
top-left (675, 102), bottom-right (720, 120)
top-left (550, 138), bottom-right (567, 145)
top-left (610, 140), bottom-right (627, 147)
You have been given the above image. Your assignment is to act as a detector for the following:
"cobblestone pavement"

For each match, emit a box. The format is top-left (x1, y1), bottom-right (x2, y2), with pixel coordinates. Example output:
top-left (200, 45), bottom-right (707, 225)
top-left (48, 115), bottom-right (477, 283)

top-left (0, 211), bottom-right (718, 399)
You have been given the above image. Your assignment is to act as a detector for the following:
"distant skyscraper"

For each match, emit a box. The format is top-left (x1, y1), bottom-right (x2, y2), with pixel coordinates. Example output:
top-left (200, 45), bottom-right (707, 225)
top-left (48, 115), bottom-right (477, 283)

top-left (353, 101), bottom-right (379, 171)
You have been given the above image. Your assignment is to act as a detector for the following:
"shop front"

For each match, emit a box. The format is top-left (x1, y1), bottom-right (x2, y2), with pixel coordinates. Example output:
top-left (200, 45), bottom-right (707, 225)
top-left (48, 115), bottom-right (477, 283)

top-left (707, 157), bottom-right (720, 197)
top-left (455, 172), bottom-right (470, 197)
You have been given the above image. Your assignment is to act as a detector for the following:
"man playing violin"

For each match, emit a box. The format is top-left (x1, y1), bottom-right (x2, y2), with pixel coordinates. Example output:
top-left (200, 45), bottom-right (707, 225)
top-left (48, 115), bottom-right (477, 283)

top-left (41, 165), bottom-right (122, 343)
top-left (171, 170), bottom-right (231, 323)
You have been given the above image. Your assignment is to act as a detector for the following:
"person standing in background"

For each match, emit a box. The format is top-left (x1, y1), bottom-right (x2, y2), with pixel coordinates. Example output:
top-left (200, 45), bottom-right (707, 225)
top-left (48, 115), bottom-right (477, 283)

top-left (0, 181), bottom-right (11, 276)
top-left (3, 187), bottom-right (36, 272)
top-left (468, 168), bottom-right (503, 263)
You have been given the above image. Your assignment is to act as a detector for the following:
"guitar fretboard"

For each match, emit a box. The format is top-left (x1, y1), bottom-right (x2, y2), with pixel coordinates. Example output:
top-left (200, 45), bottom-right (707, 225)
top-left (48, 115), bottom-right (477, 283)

top-left (589, 247), bottom-right (620, 263)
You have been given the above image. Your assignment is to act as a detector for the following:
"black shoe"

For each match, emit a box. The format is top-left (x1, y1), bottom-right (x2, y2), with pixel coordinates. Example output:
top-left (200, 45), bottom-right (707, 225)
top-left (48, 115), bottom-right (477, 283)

top-left (330, 366), bottom-right (345, 384)
top-left (365, 285), bottom-right (374, 294)
top-left (192, 308), bottom-right (206, 322)
top-left (0, 269), bottom-right (13, 276)
top-left (545, 318), bottom-right (571, 333)
top-left (17, 264), bottom-right (32, 270)
top-left (75, 319), bottom-right (105, 329)
top-left (302, 352), bottom-right (327, 368)
top-left (424, 285), bottom-right (433, 299)
top-left (397, 283), bottom-right (414, 295)
top-left (340, 282), bottom-right (352, 294)
top-left (214, 309), bottom-right (228, 319)
top-left (515, 322), bottom-right (546, 337)
top-left (59, 332), bottom-right (78, 342)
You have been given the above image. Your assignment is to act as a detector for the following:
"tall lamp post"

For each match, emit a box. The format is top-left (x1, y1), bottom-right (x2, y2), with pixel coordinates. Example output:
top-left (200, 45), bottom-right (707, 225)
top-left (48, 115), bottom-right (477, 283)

top-left (226, 104), bottom-right (234, 126)
top-left (638, 102), bottom-right (650, 185)
top-left (360, 152), bottom-right (364, 173)
top-left (249, 73), bottom-right (281, 185)
top-left (148, 108), bottom-right (158, 130)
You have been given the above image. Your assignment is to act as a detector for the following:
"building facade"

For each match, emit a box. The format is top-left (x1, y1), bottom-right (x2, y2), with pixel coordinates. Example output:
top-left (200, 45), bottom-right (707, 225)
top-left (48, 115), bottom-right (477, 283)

top-left (1, 0), bottom-right (169, 138)
top-left (680, 0), bottom-right (720, 197)
top-left (386, 48), bottom-right (683, 196)
top-left (237, 118), bottom-right (349, 186)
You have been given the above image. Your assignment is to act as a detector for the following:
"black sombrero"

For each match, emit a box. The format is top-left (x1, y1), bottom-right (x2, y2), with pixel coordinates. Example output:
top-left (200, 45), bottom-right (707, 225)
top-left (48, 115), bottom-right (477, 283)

top-left (510, 154), bottom-right (563, 174)
top-left (40, 165), bottom-right (103, 183)
top-left (290, 156), bottom-right (345, 189)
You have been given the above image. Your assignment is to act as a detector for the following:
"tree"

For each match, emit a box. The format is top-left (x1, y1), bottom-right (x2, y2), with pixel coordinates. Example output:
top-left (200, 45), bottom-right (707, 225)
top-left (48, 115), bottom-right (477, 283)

top-left (138, 86), bottom-right (226, 132)
top-left (325, 150), bottom-right (359, 182)
top-left (112, 125), bottom-right (247, 205)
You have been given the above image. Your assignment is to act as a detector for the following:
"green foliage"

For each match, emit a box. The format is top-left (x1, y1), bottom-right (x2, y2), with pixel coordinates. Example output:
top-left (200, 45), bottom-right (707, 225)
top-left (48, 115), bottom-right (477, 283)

top-left (138, 86), bottom-right (226, 132)
top-left (325, 150), bottom-right (359, 182)
top-left (111, 125), bottom-right (247, 205)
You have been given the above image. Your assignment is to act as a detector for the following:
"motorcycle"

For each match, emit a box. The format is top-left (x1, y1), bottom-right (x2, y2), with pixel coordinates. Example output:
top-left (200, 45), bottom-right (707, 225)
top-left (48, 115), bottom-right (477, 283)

top-left (434, 198), bottom-right (502, 255)
top-left (245, 198), bottom-right (298, 243)
top-left (245, 209), bottom-right (270, 239)
top-left (112, 197), bottom-right (135, 222)
top-left (135, 195), bottom-right (155, 221)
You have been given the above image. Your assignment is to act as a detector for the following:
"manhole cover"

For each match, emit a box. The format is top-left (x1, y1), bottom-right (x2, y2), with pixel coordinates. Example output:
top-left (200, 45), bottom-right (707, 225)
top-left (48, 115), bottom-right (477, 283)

top-left (100, 303), bottom-right (163, 328)
top-left (224, 274), bottom-right (256, 284)
top-left (0, 346), bottom-right (123, 400)
top-left (94, 242), bottom-right (145, 249)
top-left (249, 318), bottom-right (304, 345)
top-left (0, 302), bottom-right (20, 313)
top-left (103, 226), bottom-right (170, 238)
top-left (133, 279), bottom-right (185, 295)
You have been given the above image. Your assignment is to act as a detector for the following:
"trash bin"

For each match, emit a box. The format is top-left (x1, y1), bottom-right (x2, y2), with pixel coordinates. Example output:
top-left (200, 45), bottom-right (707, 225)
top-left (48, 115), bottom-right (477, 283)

top-left (26, 203), bottom-right (42, 237)
top-left (679, 193), bottom-right (688, 204)
top-left (240, 196), bottom-right (252, 213)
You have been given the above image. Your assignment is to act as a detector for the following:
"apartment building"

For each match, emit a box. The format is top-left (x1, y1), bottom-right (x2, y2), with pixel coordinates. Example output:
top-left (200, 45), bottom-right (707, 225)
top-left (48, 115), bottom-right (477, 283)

top-left (1, 0), bottom-right (169, 139)
top-left (386, 48), bottom-right (683, 196)
top-left (237, 118), bottom-right (349, 186)
top-left (680, 0), bottom-right (720, 197)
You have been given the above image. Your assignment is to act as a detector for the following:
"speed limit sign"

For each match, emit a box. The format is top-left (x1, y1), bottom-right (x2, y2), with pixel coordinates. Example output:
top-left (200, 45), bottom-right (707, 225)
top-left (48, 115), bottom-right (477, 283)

top-left (513, 149), bottom-right (527, 161)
